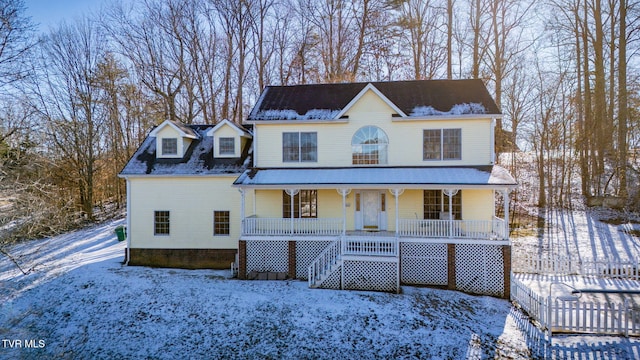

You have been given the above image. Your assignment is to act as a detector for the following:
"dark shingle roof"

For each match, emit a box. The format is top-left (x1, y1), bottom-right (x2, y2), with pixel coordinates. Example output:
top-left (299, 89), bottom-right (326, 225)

top-left (120, 124), bottom-right (252, 176)
top-left (248, 79), bottom-right (500, 121)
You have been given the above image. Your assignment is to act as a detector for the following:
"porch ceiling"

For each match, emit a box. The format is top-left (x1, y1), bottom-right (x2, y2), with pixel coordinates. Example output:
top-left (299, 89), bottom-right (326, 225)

top-left (233, 165), bottom-right (517, 189)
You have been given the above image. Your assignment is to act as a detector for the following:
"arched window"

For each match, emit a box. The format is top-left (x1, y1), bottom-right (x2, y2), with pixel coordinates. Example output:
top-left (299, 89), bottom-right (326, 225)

top-left (352, 126), bottom-right (388, 165)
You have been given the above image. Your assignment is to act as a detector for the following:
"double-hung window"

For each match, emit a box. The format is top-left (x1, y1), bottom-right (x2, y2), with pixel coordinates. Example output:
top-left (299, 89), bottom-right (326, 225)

top-left (213, 211), bottom-right (230, 235)
top-left (283, 190), bottom-right (317, 218)
top-left (283, 132), bottom-right (317, 162)
top-left (154, 211), bottom-right (170, 235)
top-left (423, 129), bottom-right (461, 160)
top-left (161, 138), bottom-right (178, 156)
top-left (423, 190), bottom-right (461, 220)
top-left (219, 137), bottom-right (235, 155)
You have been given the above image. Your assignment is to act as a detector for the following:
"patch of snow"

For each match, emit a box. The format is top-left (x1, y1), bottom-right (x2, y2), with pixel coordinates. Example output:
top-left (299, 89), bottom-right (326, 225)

top-left (511, 208), bottom-right (640, 260)
top-left (410, 102), bottom-right (487, 116)
top-left (409, 106), bottom-right (440, 116)
top-left (253, 109), bottom-right (340, 120)
top-left (2, 214), bottom-right (640, 358)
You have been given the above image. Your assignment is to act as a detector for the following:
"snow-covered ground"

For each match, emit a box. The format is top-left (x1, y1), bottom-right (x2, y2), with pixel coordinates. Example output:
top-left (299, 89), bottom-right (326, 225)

top-left (1, 216), bottom-right (640, 359)
top-left (512, 208), bottom-right (640, 261)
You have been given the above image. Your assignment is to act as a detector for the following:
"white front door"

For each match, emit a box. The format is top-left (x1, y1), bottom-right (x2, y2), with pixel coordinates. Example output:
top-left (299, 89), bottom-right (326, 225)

top-left (362, 191), bottom-right (379, 229)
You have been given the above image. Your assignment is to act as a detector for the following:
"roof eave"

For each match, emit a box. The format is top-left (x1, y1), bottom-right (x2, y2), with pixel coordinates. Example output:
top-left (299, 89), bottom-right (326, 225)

top-left (233, 183), bottom-right (517, 190)
top-left (394, 113), bottom-right (503, 121)
top-left (244, 119), bottom-right (349, 125)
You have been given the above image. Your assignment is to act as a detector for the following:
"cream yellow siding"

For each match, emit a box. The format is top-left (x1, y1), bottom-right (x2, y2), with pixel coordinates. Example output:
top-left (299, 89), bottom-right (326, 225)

top-left (254, 189), bottom-right (283, 217)
top-left (155, 125), bottom-right (192, 158)
top-left (129, 176), bottom-right (246, 249)
top-left (396, 190), bottom-right (424, 220)
top-left (213, 123), bottom-right (242, 158)
top-left (461, 189), bottom-right (495, 221)
top-left (253, 89), bottom-right (493, 168)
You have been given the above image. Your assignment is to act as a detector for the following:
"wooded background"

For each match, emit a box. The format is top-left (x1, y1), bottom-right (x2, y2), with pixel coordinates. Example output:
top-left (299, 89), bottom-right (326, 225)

top-left (0, 0), bottom-right (639, 241)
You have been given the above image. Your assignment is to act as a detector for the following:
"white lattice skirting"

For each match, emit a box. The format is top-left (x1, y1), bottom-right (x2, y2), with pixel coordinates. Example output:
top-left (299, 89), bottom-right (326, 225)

top-left (296, 241), bottom-right (333, 279)
top-left (400, 243), bottom-right (448, 286)
top-left (319, 264), bottom-right (342, 290)
top-left (244, 240), bottom-right (506, 297)
top-left (343, 259), bottom-right (398, 292)
top-left (455, 244), bottom-right (504, 297)
top-left (246, 241), bottom-right (288, 273)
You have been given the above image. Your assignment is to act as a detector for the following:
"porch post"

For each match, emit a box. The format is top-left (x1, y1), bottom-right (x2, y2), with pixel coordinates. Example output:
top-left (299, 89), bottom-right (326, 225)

top-left (393, 189), bottom-right (400, 236)
top-left (502, 189), bottom-right (510, 240)
top-left (443, 189), bottom-right (459, 237)
top-left (286, 188), bottom-right (299, 236)
top-left (338, 189), bottom-right (349, 236)
top-left (389, 189), bottom-right (403, 236)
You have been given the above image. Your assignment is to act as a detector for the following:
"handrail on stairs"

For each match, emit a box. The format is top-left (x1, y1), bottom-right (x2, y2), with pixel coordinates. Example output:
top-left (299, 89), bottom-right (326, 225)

top-left (308, 240), bottom-right (341, 288)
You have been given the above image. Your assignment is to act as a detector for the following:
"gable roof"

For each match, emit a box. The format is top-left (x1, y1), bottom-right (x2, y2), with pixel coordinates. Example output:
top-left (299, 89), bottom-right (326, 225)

top-left (120, 124), bottom-right (252, 176)
top-left (206, 119), bottom-right (253, 138)
top-left (247, 79), bottom-right (500, 122)
top-left (149, 120), bottom-right (200, 139)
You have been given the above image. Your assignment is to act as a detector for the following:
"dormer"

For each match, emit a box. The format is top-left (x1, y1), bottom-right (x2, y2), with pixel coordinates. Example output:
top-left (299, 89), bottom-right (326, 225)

top-left (206, 119), bottom-right (252, 158)
top-left (150, 120), bottom-right (199, 159)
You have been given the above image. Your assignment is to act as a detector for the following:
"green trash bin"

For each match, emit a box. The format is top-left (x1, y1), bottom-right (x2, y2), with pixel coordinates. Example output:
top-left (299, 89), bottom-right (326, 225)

top-left (115, 225), bottom-right (126, 241)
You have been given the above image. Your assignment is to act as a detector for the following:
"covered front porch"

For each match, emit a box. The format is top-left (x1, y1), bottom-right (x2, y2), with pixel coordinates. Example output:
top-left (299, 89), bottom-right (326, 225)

top-left (234, 167), bottom-right (517, 244)
top-left (233, 166), bottom-right (517, 295)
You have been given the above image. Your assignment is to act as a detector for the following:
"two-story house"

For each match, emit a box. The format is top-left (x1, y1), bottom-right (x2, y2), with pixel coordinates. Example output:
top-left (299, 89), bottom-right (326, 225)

top-left (120, 79), bottom-right (517, 298)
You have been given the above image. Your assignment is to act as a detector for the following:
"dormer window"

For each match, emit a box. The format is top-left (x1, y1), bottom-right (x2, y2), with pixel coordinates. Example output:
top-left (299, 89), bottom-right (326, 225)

top-left (219, 137), bottom-right (235, 155)
top-left (150, 120), bottom-right (200, 159)
top-left (162, 138), bottom-right (178, 156)
top-left (206, 119), bottom-right (252, 159)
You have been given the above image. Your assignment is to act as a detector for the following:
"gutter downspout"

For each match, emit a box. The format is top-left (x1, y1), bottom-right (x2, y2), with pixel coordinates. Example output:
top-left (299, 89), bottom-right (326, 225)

top-left (125, 178), bottom-right (131, 266)
top-left (490, 118), bottom-right (496, 164)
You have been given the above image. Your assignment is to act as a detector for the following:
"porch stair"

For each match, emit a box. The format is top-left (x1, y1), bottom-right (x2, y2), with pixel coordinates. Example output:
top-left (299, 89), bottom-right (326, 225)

top-left (308, 241), bottom-right (342, 289)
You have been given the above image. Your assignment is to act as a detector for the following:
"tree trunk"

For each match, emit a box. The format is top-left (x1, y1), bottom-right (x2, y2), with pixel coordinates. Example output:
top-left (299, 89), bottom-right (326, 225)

top-left (618, 0), bottom-right (628, 198)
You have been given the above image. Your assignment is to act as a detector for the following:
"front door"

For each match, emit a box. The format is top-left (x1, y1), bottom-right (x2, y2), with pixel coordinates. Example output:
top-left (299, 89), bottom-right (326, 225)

top-left (362, 191), bottom-right (379, 229)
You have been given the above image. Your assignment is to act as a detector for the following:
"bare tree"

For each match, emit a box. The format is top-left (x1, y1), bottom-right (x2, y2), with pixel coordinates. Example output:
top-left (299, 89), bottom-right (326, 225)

top-left (617, 0), bottom-right (629, 197)
top-left (104, 0), bottom-right (188, 122)
top-left (395, 0), bottom-right (447, 79)
top-left (33, 18), bottom-right (107, 220)
top-left (0, 0), bottom-right (35, 90)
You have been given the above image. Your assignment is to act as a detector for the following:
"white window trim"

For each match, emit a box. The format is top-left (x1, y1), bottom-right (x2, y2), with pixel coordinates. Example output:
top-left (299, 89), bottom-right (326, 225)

top-left (423, 128), bottom-right (462, 161)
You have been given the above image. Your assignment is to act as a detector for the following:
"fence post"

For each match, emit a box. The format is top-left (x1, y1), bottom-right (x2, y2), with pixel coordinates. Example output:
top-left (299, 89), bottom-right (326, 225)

top-left (625, 299), bottom-right (630, 338)
top-left (547, 295), bottom-right (552, 338)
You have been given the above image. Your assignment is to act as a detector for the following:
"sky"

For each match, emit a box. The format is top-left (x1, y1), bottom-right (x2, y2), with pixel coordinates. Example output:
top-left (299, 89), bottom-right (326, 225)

top-left (23, 0), bottom-right (110, 32)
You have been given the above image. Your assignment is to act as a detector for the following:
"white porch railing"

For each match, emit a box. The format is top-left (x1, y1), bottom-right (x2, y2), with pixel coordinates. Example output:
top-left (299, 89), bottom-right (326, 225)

top-left (243, 217), bottom-right (507, 240)
top-left (343, 236), bottom-right (398, 256)
top-left (397, 218), bottom-right (507, 240)
top-left (243, 217), bottom-right (342, 236)
top-left (308, 241), bottom-right (341, 288)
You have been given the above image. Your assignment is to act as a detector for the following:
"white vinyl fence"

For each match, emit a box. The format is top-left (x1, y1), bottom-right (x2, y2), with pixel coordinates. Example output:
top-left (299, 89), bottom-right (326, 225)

top-left (511, 277), bottom-right (640, 337)
top-left (513, 255), bottom-right (640, 280)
